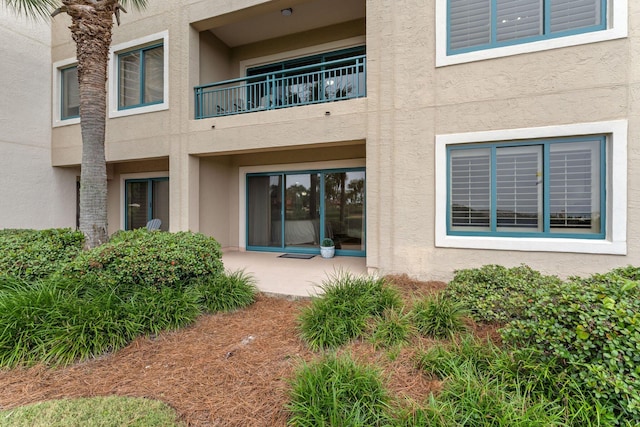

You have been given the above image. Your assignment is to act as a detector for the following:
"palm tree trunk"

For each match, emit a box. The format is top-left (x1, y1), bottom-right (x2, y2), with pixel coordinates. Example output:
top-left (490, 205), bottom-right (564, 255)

top-left (65, 0), bottom-right (118, 249)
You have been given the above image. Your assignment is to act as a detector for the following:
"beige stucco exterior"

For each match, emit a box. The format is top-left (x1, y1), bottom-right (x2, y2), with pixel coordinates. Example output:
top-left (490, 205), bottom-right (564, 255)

top-left (10, 0), bottom-right (635, 281)
top-left (0, 8), bottom-right (77, 229)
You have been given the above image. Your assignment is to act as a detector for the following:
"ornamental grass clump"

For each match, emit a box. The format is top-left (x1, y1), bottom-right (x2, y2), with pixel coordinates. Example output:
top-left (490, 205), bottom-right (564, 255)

top-left (0, 277), bottom-right (139, 367)
top-left (190, 269), bottom-right (257, 313)
top-left (287, 353), bottom-right (392, 426)
top-left (298, 272), bottom-right (402, 350)
top-left (411, 293), bottom-right (468, 339)
top-left (369, 307), bottom-right (413, 350)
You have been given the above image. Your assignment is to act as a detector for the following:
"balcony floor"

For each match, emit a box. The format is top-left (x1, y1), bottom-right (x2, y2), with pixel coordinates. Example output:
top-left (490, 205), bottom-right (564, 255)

top-left (221, 249), bottom-right (368, 298)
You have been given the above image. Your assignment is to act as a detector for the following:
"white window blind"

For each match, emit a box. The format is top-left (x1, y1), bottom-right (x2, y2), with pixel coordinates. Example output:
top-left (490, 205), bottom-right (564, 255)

top-left (496, 0), bottom-right (542, 42)
top-left (550, 0), bottom-right (601, 32)
top-left (119, 45), bottom-right (164, 108)
top-left (119, 52), bottom-right (141, 108)
top-left (449, 0), bottom-right (491, 50)
top-left (448, 0), bottom-right (603, 52)
top-left (549, 141), bottom-right (600, 231)
top-left (495, 146), bottom-right (542, 229)
top-left (61, 66), bottom-right (79, 119)
top-left (143, 46), bottom-right (164, 104)
top-left (450, 149), bottom-right (491, 228)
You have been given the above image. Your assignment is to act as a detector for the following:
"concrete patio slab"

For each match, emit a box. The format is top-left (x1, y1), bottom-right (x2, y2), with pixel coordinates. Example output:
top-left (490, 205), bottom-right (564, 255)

top-left (221, 250), bottom-right (368, 298)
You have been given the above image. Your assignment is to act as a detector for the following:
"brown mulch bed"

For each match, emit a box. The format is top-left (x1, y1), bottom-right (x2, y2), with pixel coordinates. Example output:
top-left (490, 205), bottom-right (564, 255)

top-left (0, 275), bottom-right (499, 426)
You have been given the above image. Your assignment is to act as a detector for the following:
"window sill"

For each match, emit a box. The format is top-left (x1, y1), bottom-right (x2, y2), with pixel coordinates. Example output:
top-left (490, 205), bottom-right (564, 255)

top-left (435, 235), bottom-right (626, 255)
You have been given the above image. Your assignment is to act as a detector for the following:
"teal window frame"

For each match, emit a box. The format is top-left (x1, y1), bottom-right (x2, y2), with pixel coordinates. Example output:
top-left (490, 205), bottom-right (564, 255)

top-left (124, 177), bottom-right (169, 230)
top-left (246, 167), bottom-right (366, 257)
top-left (246, 46), bottom-right (366, 77)
top-left (447, 0), bottom-right (607, 55)
top-left (446, 136), bottom-right (606, 239)
top-left (117, 43), bottom-right (164, 110)
top-left (60, 65), bottom-right (79, 120)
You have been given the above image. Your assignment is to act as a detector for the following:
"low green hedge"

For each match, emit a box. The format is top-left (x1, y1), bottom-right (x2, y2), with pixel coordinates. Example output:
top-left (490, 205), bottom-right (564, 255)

top-left (0, 229), bottom-right (84, 280)
top-left (444, 264), bottom-right (562, 323)
top-left (501, 267), bottom-right (640, 425)
top-left (62, 229), bottom-right (224, 289)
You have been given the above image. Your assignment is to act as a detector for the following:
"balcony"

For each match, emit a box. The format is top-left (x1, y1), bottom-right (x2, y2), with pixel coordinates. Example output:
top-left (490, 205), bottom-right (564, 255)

top-left (194, 55), bottom-right (366, 120)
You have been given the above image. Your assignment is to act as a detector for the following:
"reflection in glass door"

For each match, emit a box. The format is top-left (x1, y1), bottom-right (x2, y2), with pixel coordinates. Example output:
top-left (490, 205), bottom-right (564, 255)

top-left (125, 178), bottom-right (169, 231)
top-left (247, 168), bottom-right (365, 256)
top-left (324, 171), bottom-right (365, 251)
top-left (285, 174), bottom-right (320, 248)
top-left (247, 175), bottom-right (282, 247)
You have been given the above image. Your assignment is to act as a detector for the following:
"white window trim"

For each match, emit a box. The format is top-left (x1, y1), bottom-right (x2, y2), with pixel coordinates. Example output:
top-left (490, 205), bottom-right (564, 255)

top-left (435, 0), bottom-right (628, 67)
top-left (119, 171), bottom-right (169, 230)
top-left (435, 120), bottom-right (627, 255)
top-left (237, 159), bottom-right (366, 251)
top-left (108, 30), bottom-right (169, 118)
top-left (52, 58), bottom-right (80, 127)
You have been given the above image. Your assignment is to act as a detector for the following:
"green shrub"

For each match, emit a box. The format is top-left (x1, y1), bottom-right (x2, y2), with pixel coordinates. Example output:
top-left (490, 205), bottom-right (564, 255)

top-left (444, 265), bottom-right (562, 323)
top-left (298, 272), bottom-right (402, 350)
top-left (411, 293), bottom-right (468, 339)
top-left (500, 270), bottom-right (640, 425)
top-left (63, 230), bottom-right (223, 289)
top-left (416, 336), bottom-right (605, 426)
top-left (0, 229), bottom-right (84, 280)
top-left (0, 270), bottom-right (256, 367)
top-left (287, 353), bottom-right (391, 426)
top-left (191, 269), bottom-right (257, 313)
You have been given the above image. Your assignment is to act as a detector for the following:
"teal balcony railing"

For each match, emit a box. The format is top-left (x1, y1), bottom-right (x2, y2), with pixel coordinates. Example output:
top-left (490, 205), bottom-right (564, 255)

top-left (194, 55), bottom-right (366, 119)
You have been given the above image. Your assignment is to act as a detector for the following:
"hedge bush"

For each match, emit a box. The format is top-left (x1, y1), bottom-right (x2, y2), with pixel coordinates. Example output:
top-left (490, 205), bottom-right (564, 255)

top-left (62, 229), bottom-right (224, 289)
top-left (444, 265), bottom-right (562, 323)
top-left (500, 268), bottom-right (640, 425)
top-left (0, 229), bottom-right (84, 280)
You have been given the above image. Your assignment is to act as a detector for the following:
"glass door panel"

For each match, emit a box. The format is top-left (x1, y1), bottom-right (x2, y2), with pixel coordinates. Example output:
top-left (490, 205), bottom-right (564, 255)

top-left (324, 171), bottom-right (365, 251)
top-left (247, 175), bottom-right (282, 247)
top-left (125, 178), bottom-right (169, 230)
top-left (152, 179), bottom-right (170, 231)
top-left (126, 181), bottom-right (149, 230)
top-left (285, 174), bottom-right (320, 248)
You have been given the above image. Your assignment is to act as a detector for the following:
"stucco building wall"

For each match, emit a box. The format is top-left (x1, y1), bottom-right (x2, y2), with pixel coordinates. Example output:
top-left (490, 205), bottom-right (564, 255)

top-left (45, 0), bottom-right (639, 280)
top-left (0, 8), bottom-right (76, 230)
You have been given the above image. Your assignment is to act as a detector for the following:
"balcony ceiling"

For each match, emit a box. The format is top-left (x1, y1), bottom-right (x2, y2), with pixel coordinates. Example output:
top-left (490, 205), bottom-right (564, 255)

top-left (206, 0), bottom-right (365, 48)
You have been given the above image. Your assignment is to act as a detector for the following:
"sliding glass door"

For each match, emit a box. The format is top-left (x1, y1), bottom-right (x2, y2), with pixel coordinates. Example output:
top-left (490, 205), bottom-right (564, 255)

top-left (247, 168), bottom-right (365, 256)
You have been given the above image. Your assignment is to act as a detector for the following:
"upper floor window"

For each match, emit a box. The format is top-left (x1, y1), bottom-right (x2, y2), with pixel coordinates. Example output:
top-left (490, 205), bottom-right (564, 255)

top-left (60, 65), bottom-right (79, 120)
top-left (448, 136), bottom-right (605, 238)
top-left (118, 43), bottom-right (164, 109)
top-left (436, 0), bottom-right (627, 66)
top-left (449, 0), bottom-right (606, 54)
top-left (108, 31), bottom-right (169, 118)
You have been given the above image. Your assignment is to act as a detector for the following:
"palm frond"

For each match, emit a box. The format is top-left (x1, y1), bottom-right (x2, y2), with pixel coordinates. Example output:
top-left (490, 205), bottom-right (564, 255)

top-left (120, 0), bottom-right (148, 10)
top-left (4, 0), bottom-right (60, 20)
